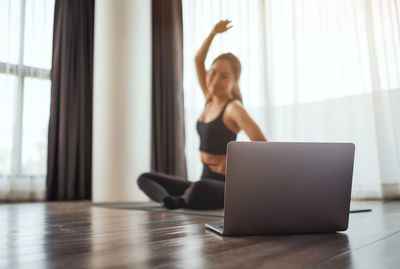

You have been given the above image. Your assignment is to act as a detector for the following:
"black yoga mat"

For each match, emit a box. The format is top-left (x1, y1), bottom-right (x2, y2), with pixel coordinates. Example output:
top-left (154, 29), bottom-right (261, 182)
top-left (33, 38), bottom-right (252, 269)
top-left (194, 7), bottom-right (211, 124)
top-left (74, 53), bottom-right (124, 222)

top-left (92, 202), bottom-right (371, 217)
top-left (92, 202), bottom-right (224, 217)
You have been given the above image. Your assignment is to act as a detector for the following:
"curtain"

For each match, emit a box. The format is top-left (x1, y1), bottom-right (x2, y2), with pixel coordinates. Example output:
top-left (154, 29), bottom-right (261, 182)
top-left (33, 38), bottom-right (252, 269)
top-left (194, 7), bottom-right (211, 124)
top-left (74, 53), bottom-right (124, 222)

top-left (46, 0), bottom-right (94, 200)
top-left (0, 0), bottom-right (55, 201)
top-left (152, 0), bottom-right (187, 178)
top-left (182, 0), bottom-right (400, 199)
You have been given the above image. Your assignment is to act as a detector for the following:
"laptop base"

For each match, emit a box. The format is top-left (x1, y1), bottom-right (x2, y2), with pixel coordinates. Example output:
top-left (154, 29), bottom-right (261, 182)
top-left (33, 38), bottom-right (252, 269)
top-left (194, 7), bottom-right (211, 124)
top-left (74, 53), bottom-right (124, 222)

top-left (205, 223), bottom-right (224, 234)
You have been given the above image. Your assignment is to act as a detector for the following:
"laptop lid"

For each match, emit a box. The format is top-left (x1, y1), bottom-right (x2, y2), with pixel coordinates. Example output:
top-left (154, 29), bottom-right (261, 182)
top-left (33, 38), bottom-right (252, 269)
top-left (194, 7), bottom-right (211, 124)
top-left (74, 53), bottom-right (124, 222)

top-left (223, 142), bottom-right (355, 235)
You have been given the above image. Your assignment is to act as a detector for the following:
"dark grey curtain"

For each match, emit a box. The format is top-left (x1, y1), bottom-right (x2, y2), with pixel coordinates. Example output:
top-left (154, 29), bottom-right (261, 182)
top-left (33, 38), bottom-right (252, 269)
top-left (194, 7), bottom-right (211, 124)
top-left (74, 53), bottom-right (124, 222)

top-left (152, 0), bottom-right (187, 178)
top-left (151, 0), bottom-right (187, 178)
top-left (46, 0), bottom-right (94, 200)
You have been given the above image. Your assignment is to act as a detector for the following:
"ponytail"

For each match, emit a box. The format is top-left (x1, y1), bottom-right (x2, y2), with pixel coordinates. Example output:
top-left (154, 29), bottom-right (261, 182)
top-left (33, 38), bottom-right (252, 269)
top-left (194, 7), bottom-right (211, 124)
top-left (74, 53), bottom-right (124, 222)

top-left (231, 85), bottom-right (243, 104)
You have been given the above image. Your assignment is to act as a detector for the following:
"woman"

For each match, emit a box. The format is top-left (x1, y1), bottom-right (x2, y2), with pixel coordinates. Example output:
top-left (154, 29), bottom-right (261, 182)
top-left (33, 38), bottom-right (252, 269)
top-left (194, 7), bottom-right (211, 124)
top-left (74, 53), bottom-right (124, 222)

top-left (137, 20), bottom-right (267, 210)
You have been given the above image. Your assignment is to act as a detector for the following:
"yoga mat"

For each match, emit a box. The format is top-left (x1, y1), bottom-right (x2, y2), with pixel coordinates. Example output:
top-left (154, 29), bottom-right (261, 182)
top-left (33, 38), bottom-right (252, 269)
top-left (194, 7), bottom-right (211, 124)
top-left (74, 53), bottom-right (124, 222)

top-left (92, 202), bottom-right (224, 217)
top-left (92, 202), bottom-right (371, 217)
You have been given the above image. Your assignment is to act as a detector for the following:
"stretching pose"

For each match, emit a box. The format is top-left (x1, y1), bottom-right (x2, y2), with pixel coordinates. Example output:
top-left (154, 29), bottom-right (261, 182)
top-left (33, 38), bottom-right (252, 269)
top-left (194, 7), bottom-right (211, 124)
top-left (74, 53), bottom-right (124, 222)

top-left (137, 20), bottom-right (267, 210)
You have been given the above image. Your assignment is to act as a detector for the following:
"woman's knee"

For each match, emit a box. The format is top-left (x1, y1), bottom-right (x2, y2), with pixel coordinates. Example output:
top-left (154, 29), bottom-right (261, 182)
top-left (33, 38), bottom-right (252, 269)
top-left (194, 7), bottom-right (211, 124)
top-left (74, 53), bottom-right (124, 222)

top-left (185, 180), bottom-right (225, 209)
top-left (188, 181), bottom-right (211, 194)
top-left (192, 180), bottom-right (205, 188)
top-left (184, 181), bottom-right (212, 206)
top-left (137, 172), bottom-right (152, 189)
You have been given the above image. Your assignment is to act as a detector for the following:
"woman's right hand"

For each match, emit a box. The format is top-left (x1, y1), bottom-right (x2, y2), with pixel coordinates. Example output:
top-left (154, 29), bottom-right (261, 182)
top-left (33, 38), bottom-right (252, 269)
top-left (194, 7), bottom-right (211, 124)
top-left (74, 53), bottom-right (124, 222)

top-left (195, 20), bottom-right (232, 99)
top-left (212, 20), bottom-right (232, 35)
top-left (208, 162), bottom-right (226, 175)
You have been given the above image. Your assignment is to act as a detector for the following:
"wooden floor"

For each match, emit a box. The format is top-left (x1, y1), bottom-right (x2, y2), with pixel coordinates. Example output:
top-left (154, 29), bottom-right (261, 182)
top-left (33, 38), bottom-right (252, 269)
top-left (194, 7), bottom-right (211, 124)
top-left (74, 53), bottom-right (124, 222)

top-left (1, 201), bottom-right (399, 268)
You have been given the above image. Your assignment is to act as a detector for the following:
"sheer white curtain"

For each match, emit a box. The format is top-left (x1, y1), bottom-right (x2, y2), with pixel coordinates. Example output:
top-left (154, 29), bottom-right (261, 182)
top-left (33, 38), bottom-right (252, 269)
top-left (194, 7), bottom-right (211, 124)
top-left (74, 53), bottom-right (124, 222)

top-left (0, 0), bottom-right (54, 201)
top-left (182, 0), bottom-right (400, 199)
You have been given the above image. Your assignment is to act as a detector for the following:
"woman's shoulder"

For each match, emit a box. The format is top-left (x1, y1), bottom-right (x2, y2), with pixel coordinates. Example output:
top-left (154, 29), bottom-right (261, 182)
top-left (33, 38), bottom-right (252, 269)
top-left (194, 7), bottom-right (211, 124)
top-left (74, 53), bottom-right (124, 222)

top-left (227, 99), bottom-right (244, 110)
top-left (225, 99), bottom-right (246, 117)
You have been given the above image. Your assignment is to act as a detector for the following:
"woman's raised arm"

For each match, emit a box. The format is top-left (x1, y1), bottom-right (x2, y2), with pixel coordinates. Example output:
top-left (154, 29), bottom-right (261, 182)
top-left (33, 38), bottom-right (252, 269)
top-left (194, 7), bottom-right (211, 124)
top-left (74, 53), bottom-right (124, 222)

top-left (195, 20), bottom-right (232, 99)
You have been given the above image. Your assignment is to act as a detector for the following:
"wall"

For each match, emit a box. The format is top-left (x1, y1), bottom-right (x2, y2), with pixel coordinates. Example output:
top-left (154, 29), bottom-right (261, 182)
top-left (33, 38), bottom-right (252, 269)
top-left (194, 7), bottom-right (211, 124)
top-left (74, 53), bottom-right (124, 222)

top-left (92, 0), bottom-right (151, 202)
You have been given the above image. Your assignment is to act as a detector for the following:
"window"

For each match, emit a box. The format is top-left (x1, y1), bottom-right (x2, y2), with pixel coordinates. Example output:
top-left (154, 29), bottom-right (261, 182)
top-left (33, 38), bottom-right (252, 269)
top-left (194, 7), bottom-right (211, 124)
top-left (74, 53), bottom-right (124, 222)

top-left (0, 0), bottom-right (55, 200)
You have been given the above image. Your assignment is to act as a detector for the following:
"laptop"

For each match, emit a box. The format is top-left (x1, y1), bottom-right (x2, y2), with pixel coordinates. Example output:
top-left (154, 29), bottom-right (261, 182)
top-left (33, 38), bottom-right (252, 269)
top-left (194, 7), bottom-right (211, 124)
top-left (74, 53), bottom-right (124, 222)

top-left (206, 142), bottom-right (355, 235)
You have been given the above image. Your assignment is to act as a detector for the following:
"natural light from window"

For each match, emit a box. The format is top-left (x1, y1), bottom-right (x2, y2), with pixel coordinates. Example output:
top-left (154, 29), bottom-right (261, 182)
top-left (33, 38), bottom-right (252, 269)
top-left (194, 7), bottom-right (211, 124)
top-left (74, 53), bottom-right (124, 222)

top-left (0, 0), bottom-right (54, 185)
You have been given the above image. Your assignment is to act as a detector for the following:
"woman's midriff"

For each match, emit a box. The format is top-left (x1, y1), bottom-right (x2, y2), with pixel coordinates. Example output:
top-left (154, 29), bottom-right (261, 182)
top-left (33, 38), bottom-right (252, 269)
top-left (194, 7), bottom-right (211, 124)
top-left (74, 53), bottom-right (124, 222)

top-left (200, 151), bottom-right (227, 175)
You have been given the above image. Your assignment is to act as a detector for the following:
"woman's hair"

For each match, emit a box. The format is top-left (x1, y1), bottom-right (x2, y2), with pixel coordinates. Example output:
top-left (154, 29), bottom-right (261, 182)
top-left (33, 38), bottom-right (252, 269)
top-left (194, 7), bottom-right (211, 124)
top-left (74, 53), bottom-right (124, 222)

top-left (212, 53), bottom-right (243, 103)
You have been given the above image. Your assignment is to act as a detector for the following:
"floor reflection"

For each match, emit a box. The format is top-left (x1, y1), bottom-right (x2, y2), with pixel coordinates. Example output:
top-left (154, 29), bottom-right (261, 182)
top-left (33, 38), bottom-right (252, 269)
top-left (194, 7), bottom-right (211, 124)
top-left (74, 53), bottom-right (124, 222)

top-left (43, 202), bottom-right (93, 268)
top-left (202, 230), bottom-right (353, 268)
top-left (316, 233), bottom-right (354, 268)
top-left (0, 203), bottom-right (47, 267)
top-left (89, 206), bottom-right (151, 268)
top-left (172, 221), bottom-right (206, 269)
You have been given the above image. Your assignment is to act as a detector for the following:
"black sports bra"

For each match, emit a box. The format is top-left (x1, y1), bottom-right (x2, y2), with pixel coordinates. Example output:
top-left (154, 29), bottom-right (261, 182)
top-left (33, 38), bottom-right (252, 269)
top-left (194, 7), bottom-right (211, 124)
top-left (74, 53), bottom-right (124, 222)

top-left (196, 99), bottom-right (237, 155)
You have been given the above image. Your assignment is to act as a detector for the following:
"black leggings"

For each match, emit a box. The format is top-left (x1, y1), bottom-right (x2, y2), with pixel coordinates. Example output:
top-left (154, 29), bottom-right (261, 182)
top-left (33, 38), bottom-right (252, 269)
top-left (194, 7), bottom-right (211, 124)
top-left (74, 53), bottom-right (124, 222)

top-left (137, 165), bottom-right (225, 209)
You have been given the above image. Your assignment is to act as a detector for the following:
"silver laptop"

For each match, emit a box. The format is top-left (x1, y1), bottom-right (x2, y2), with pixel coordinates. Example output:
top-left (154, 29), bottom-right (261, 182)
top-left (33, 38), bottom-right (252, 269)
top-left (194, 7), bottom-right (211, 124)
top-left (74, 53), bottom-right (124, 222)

top-left (206, 142), bottom-right (355, 235)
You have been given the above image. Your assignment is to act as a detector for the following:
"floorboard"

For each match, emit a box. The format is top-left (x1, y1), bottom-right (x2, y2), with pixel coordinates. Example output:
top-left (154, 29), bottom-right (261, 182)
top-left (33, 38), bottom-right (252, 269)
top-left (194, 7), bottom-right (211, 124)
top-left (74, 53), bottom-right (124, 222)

top-left (0, 201), bottom-right (399, 268)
